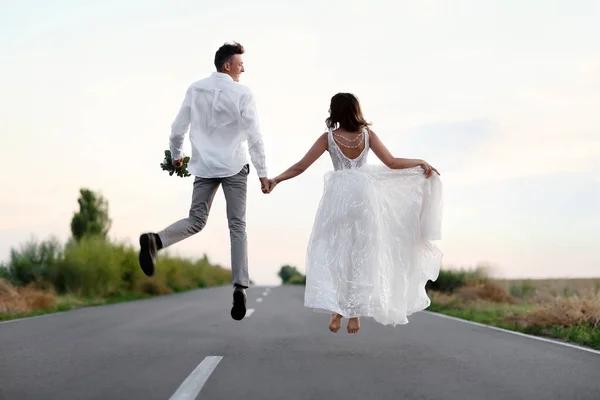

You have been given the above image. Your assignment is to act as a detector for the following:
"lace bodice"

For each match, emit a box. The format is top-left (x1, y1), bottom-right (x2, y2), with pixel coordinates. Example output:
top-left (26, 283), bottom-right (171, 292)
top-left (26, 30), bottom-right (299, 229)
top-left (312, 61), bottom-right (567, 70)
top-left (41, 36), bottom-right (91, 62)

top-left (327, 128), bottom-right (370, 170)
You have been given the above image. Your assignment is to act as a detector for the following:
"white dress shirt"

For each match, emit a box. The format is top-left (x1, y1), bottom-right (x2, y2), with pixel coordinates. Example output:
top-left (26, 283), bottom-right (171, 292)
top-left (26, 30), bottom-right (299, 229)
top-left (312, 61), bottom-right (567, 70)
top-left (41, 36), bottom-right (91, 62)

top-left (169, 72), bottom-right (268, 178)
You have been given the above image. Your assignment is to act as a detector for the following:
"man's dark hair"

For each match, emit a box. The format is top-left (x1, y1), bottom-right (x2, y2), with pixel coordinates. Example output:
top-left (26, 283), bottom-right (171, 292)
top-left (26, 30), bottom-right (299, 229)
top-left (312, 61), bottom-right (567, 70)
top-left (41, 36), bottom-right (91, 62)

top-left (214, 42), bottom-right (245, 71)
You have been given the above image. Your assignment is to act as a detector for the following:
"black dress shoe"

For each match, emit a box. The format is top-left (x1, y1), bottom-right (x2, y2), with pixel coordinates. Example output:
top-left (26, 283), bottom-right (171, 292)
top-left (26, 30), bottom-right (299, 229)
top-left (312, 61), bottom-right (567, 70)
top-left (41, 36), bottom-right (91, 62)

top-left (231, 286), bottom-right (247, 321)
top-left (139, 233), bottom-right (158, 277)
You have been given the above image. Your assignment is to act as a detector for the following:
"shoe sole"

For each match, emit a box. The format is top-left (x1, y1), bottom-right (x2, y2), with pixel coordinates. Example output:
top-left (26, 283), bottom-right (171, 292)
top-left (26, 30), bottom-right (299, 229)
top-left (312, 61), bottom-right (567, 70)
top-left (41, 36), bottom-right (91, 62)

top-left (138, 234), bottom-right (155, 277)
top-left (231, 291), bottom-right (246, 321)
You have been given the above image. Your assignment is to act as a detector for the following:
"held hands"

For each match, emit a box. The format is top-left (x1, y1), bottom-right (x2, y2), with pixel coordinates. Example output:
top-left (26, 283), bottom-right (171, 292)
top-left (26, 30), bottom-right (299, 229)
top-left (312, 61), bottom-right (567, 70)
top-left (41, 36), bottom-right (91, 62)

top-left (418, 160), bottom-right (440, 178)
top-left (259, 177), bottom-right (277, 194)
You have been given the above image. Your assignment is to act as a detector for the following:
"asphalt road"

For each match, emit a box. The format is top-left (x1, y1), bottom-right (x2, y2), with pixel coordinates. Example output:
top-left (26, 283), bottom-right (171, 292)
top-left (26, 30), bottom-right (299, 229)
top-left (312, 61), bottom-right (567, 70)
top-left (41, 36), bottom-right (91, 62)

top-left (1, 285), bottom-right (599, 400)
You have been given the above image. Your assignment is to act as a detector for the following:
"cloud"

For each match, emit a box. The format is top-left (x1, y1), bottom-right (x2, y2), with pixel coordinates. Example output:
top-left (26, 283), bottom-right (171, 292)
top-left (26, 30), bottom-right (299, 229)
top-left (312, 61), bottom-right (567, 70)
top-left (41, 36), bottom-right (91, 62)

top-left (448, 134), bottom-right (600, 187)
top-left (392, 118), bottom-right (494, 172)
top-left (427, 59), bottom-right (600, 187)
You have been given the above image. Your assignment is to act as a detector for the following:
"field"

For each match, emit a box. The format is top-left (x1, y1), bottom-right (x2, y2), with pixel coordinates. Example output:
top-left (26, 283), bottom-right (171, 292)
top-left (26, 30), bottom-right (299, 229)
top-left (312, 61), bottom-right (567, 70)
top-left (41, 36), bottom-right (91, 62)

top-left (427, 270), bottom-right (600, 350)
top-left (495, 278), bottom-right (600, 299)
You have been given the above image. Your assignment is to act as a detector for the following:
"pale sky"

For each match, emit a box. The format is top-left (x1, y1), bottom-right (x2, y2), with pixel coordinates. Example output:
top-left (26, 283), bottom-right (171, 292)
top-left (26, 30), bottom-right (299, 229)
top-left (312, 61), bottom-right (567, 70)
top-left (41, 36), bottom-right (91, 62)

top-left (1, 0), bottom-right (599, 285)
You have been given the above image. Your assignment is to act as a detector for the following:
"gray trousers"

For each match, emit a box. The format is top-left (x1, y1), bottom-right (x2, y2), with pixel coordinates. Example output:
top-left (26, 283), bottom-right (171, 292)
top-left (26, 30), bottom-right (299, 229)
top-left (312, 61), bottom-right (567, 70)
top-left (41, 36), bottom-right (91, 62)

top-left (157, 164), bottom-right (249, 287)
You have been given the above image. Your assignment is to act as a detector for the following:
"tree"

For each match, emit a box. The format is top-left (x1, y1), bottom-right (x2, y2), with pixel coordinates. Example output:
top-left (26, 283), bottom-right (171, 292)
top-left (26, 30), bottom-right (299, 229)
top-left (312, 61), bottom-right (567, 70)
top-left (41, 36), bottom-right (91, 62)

top-left (70, 189), bottom-right (112, 241)
top-left (0, 262), bottom-right (10, 281)
top-left (277, 264), bottom-right (306, 285)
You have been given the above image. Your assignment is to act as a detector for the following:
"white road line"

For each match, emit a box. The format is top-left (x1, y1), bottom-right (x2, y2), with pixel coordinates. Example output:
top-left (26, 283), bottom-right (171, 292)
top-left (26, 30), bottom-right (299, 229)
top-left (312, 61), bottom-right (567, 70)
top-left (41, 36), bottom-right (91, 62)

top-left (169, 356), bottom-right (223, 400)
top-left (262, 292), bottom-right (268, 296)
top-left (424, 311), bottom-right (600, 356)
top-left (0, 311), bottom-right (68, 325)
top-left (256, 297), bottom-right (263, 303)
top-left (265, 288), bottom-right (271, 292)
top-left (246, 308), bottom-right (255, 317)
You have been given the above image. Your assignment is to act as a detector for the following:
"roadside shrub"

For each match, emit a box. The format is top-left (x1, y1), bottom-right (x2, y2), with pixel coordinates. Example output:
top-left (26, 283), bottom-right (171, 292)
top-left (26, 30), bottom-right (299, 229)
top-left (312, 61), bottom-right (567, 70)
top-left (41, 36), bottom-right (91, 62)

top-left (507, 293), bottom-right (600, 328)
top-left (2, 236), bottom-right (232, 301)
top-left (7, 236), bottom-right (62, 287)
top-left (0, 279), bottom-right (57, 314)
top-left (288, 274), bottom-right (306, 285)
top-left (457, 282), bottom-right (516, 304)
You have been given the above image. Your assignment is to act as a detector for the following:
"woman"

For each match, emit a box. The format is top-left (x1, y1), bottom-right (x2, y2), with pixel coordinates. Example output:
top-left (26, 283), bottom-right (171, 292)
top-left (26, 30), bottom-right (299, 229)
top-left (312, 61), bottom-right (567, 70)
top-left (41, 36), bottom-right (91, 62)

top-left (268, 93), bottom-right (443, 334)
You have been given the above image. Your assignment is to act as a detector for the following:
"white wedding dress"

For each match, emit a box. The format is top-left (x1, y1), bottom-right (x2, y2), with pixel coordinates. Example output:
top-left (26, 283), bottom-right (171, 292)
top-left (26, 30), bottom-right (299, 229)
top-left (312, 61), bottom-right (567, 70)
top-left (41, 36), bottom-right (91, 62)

top-left (303, 128), bottom-right (443, 326)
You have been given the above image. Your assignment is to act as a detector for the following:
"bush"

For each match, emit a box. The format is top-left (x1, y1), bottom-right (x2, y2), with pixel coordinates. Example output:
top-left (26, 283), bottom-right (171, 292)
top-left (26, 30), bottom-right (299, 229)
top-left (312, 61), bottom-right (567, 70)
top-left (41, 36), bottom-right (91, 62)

top-left (426, 267), bottom-right (489, 293)
top-left (154, 252), bottom-right (231, 292)
top-left (509, 281), bottom-right (537, 299)
top-left (456, 282), bottom-right (516, 304)
top-left (0, 279), bottom-right (57, 314)
top-left (7, 236), bottom-right (62, 287)
top-left (426, 269), bottom-right (466, 292)
top-left (0, 264), bottom-right (10, 281)
top-left (2, 236), bottom-right (234, 301)
top-left (288, 274), bottom-right (306, 285)
top-left (53, 236), bottom-right (125, 297)
top-left (1, 185), bottom-right (238, 317)
top-left (136, 278), bottom-right (172, 296)
top-left (506, 293), bottom-right (600, 329)
top-left (278, 265), bottom-right (306, 285)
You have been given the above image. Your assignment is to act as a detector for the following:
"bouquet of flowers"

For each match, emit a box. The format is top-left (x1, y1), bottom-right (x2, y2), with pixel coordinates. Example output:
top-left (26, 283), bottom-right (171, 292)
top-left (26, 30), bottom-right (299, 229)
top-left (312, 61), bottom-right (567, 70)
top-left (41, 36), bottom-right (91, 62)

top-left (160, 150), bottom-right (191, 178)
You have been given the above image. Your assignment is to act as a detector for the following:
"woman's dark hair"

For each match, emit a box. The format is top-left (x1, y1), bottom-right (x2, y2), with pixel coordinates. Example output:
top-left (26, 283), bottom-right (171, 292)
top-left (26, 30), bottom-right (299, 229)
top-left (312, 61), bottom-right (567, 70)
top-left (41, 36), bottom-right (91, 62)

top-left (214, 41), bottom-right (245, 71)
top-left (325, 93), bottom-right (371, 132)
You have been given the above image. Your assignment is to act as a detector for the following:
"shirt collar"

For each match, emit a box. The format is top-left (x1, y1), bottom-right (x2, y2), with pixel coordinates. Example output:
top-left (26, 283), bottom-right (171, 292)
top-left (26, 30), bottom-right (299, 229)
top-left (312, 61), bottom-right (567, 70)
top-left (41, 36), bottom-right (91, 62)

top-left (211, 72), bottom-right (234, 82)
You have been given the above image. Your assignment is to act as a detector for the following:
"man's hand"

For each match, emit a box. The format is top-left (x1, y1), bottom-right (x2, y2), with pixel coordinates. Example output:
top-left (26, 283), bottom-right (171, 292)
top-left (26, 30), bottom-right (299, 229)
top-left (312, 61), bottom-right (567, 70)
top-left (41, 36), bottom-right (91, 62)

top-left (172, 158), bottom-right (184, 169)
top-left (259, 177), bottom-right (276, 194)
top-left (259, 177), bottom-right (270, 194)
top-left (419, 160), bottom-right (440, 178)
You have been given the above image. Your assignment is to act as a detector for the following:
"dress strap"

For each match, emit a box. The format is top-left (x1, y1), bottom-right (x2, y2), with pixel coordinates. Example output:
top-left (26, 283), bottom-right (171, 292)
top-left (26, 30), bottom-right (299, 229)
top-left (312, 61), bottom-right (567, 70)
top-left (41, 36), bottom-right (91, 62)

top-left (326, 127), bottom-right (334, 150)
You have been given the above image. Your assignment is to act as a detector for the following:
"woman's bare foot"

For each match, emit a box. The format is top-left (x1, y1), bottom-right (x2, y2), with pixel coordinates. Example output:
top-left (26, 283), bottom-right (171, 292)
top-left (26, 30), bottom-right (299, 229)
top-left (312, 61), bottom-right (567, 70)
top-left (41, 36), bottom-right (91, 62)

top-left (329, 313), bottom-right (343, 333)
top-left (347, 317), bottom-right (360, 334)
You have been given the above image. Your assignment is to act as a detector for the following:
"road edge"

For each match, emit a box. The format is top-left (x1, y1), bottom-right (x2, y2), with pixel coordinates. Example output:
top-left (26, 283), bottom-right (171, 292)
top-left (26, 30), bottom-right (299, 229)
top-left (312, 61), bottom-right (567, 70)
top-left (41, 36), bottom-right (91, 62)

top-left (424, 310), bottom-right (600, 356)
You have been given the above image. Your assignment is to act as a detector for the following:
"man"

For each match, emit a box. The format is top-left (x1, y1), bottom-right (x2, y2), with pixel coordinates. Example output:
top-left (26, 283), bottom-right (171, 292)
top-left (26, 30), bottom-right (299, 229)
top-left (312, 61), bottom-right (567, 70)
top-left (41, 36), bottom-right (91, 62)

top-left (138, 41), bottom-right (271, 321)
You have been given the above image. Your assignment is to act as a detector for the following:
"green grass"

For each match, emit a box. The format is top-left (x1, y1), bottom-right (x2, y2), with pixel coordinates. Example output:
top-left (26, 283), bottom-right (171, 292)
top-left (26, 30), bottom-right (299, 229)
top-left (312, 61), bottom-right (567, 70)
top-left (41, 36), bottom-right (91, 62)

top-left (429, 300), bottom-right (600, 350)
top-left (521, 324), bottom-right (600, 350)
top-left (0, 235), bottom-right (233, 321)
top-left (428, 301), bottom-right (531, 328)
